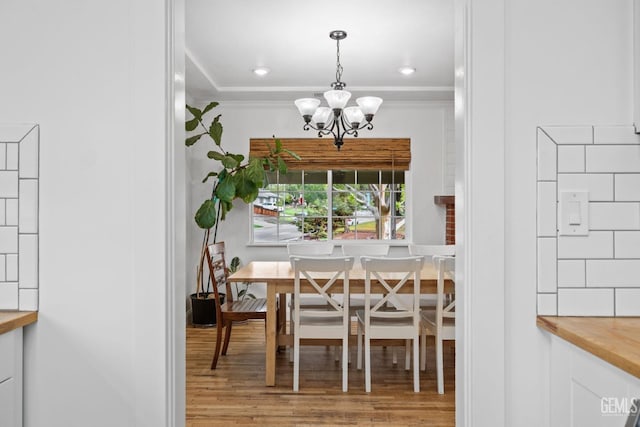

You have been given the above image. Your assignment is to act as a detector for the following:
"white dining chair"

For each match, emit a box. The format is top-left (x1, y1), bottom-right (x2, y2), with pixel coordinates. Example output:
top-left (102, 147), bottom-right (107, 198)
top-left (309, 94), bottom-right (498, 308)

top-left (408, 244), bottom-right (455, 309)
top-left (290, 255), bottom-right (354, 392)
top-left (340, 244), bottom-right (390, 312)
top-left (420, 255), bottom-right (455, 393)
top-left (286, 243), bottom-right (335, 361)
top-left (356, 256), bottom-right (425, 393)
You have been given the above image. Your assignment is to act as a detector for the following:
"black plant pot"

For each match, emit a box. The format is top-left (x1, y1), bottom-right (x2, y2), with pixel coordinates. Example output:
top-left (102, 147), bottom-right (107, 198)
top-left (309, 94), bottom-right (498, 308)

top-left (190, 292), bottom-right (225, 326)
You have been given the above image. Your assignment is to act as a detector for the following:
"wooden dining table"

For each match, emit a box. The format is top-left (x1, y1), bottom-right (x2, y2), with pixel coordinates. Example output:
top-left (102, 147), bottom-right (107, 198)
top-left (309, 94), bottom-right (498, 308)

top-left (228, 260), bottom-right (454, 386)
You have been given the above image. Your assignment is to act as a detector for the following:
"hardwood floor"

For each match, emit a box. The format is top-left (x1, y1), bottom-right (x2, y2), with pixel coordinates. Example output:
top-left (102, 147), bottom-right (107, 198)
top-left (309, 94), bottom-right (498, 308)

top-left (186, 321), bottom-right (455, 426)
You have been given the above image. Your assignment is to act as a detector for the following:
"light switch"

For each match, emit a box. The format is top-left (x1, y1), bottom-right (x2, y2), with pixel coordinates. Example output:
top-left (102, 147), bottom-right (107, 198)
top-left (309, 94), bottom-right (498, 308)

top-left (559, 191), bottom-right (589, 236)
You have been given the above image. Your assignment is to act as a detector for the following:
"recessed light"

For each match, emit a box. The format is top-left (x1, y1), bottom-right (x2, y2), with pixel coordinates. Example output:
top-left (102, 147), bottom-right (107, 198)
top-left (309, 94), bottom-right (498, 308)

top-left (253, 67), bottom-right (270, 76)
top-left (398, 67), bottom-right (416, 76)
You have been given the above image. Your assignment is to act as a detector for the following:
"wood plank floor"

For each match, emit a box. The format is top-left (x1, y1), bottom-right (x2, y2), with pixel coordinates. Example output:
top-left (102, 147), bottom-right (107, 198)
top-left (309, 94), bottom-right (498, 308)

top-left (186, 321), bottom-right (455, 426)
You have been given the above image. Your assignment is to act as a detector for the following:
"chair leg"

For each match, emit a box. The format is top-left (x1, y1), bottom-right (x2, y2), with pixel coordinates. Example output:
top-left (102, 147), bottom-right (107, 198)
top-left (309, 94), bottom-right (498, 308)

top-left (289, 299), bottom-right (294, 363)
top-left (293, 333), bottom-right (300, 392)
top-left (392, 347), bottom-right (397, 365)
top-left (221, 320), bottom-right (233, 355)
top-left (420, 330), bottom-right (427, 371)
top-left (342, 334), bottom-right (348, 392)
top-left (210, 319), bottom-right (224, 369)
top-left (405, 339), bottom-right (411, 371)
top-left (413, 335), bottom-right (420, 393)
top-left (356, 322), bottom-right (363, 370)
top-left (436, 336), bottom-right (444, 394)
top-left (365, 334), bottom-right (371, 393)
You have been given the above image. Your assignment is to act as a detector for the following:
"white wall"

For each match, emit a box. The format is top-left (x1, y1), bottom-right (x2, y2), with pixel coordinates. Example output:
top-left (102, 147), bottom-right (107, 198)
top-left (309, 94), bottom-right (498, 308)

top-left (0, 1), bottom-right (181, 426)
top-left (185, 100), bottom-right (454, 298)
top-left (503, 0), bottom-right (633, 425)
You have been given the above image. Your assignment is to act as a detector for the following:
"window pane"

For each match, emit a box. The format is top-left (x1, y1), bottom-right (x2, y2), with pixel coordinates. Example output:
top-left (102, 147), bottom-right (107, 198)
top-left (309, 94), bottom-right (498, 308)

top-left (381, 170), bottom-right (405, 184)
top-left (332, 170), bottom-right (355, 184)
top-left (357, 170), bottom-right (379, 184)
top-left (279, 170), bottom-right (302, 184)
top-left (252, 168), bottom-right (408, 243)
top-left (304, 171), bottom-right (327, 184)
top-left (302, 217), bottom-right (328, 240)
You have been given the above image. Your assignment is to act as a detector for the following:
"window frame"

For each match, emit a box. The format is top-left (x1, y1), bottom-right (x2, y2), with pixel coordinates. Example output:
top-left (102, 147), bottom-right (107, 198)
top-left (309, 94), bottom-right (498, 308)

top-left (249, 169), bottom-right (410, 245)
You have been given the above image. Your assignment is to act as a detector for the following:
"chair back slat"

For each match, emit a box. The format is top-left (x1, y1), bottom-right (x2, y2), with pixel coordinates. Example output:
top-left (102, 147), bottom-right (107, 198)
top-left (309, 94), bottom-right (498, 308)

top-left (361, 256), bottom-right (424, 321)
top-left (291, 256), bottom-right (354, 317)
top-left (205, 242), bottom-right (231, 324)
top-left (408, 244), bottom-right (455, 267)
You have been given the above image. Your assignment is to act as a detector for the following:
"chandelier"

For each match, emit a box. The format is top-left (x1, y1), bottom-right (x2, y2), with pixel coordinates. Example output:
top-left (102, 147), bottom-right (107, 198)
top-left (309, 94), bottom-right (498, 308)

top-left (294, 30), bottom-right (383, 151)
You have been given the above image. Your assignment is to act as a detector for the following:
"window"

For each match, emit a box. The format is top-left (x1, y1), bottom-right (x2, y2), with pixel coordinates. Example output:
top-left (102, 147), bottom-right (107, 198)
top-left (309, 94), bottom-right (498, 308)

top-left (251, 170), bottom-right (406, 243)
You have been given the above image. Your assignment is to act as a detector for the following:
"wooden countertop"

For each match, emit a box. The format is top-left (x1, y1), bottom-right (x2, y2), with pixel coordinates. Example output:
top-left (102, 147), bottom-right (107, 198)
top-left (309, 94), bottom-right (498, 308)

top-left (0, 311), bottom-right (38, 335)
top-left (537, 316), bottom-right (640, 379)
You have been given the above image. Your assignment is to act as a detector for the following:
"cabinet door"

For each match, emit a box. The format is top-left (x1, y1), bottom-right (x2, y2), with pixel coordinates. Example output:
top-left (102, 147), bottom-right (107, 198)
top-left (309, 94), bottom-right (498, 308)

top-left (550, 336), bottom-right (640, 427)
top-left (0, 378), bottom-right (16, 427)
top-left (0, 331), bottom-right (16, 382)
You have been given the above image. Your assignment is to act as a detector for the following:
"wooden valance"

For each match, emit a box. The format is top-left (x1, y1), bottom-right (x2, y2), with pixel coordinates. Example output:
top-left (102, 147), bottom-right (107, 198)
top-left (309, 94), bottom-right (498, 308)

top-left (249, 138), bottom-right (411, 171)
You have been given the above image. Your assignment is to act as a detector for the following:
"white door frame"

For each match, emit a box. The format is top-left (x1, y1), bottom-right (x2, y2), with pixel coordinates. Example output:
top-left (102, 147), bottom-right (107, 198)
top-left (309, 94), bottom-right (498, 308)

top-left (164, 0), bottom-right (508, 426)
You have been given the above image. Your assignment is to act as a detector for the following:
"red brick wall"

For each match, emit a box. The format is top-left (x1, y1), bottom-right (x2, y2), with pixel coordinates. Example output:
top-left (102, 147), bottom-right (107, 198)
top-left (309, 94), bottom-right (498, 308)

top-left (445, 203), bottom-right (455, 244)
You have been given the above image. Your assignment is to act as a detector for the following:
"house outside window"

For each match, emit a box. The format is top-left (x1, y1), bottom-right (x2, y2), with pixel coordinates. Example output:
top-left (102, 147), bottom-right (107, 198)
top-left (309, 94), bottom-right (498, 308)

top-left (251, 169), bottom-right (406, 243)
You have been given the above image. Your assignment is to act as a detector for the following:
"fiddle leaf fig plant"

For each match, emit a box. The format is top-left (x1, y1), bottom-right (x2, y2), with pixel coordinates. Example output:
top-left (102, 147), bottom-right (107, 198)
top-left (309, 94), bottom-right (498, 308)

top-left (186, 101), bottom-right (299, 296)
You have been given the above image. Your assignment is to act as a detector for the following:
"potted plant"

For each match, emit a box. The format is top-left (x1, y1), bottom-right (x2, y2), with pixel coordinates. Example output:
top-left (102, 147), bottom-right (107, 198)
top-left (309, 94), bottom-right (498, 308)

top-left (186, 101), bottom-right (298, 326)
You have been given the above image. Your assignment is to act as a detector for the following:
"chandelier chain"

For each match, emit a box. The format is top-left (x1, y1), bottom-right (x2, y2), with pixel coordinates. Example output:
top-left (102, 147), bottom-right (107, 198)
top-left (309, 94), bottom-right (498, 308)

top-left (335, 38), bottom-right (343, 85)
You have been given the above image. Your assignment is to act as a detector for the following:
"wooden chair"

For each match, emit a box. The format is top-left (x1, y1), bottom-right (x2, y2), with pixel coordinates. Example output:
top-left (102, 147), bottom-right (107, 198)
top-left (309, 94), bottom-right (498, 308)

top-left (420, 255), bottom-right (455, 393)
top-left (356, 256), bottom-right (425, 393)
top-left (290, 255), bottom-right (355, 392)
top-left (205, 242), bottom-right (269, 370)
top-left (409, 244), bottom-right (455, 310)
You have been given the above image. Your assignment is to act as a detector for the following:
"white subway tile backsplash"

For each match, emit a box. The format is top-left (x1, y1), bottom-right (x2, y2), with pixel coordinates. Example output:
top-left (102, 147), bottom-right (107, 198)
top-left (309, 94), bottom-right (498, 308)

top-left (538, 124), bottom-right (640, 317)
top-left (538, 238), bottom-right (557, 292)
top-left (586, 260), bottom-right (640, 287)
top-left (18, 128), bottom-right (38, 179)
top-left (543, 126), bottom-right (593, 144)
top-left (0, 283), bottom-right (18, 310)
top-left (6, 144), bottom-right (18, 170)
top-left (18, 289), bottom-right (37, 311)
top-left (537, 182), bottom-right (556, 236)
top-left (557, 146), bottom-right (585, 173)
top-left (6, 254), bottom-right (17, 281)
top-left (18, 235), bottom-right (37, 289)
top-left (0, 124), bottom-right (39, 311)
top-left (594, 126), bottom-right (640, 144)
top-left (537, 130), bottom-right (557, 181)
top-left (615, 174), bottom-right (640, 201)
top-left (0, 227), bottom-right (18, 253)
top-left (558, 260), bottom-right (585, 287)
top-left (589, 203), bottom-right (640, 230)
top-left (537, 294), bottom-right (557, 316)
top-left (5, 199), bottom-right (17, 226)
top-left (557, 288), bottom-right (614, 316)
top-left (615, 289), bottom-right (640, 316)
top-left (557, 174), bottom-right (613, 201)
top-left (558, 231), bottom-right (613, 259)
top-left (0, 171), bottom-right (18, 198)
top-left (615, 231), bottom-right (640, 258)
top-left (19, 180), bottom-right (38, 233)
top-left (0, 124), bottom-right (37, 143)
top-left (586, 145), bottom-right (640, 173)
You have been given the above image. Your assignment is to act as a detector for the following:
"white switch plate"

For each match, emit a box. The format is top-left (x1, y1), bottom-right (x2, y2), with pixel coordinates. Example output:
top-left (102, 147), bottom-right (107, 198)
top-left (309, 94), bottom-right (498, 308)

top-left (559, 191), bottom-right (589, 236)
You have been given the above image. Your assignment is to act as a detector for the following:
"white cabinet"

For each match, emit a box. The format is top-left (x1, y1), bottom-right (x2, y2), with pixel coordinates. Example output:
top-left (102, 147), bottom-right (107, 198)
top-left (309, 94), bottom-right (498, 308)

top-left (635, 0), bottom-right (640, 133)
top-left (0, 328), bottom-right (23, 427)
top-left (550, 335), bottom-right (640, 427)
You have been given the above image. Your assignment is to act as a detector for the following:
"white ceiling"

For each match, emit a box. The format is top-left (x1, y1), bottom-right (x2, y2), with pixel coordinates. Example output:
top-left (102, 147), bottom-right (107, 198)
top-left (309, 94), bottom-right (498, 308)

top-left (185, 0), bottom-right (454, 102)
